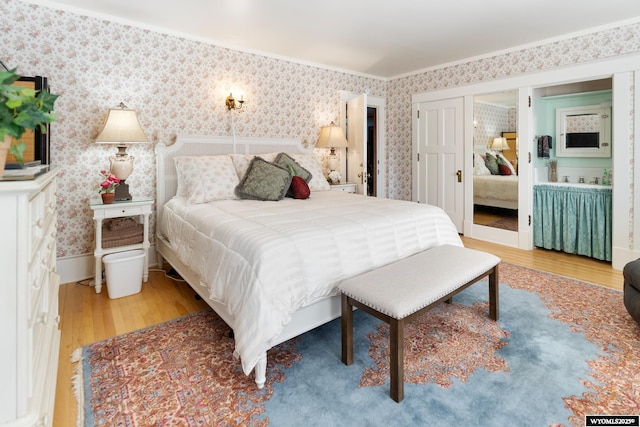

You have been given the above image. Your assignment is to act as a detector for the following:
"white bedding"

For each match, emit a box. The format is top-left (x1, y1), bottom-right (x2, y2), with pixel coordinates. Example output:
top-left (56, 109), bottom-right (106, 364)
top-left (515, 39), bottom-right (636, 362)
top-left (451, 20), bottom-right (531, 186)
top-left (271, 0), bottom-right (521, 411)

top-left (160, 190), bottom-right (462, 375)
top-left (473, 174), bottom-right (519, 203)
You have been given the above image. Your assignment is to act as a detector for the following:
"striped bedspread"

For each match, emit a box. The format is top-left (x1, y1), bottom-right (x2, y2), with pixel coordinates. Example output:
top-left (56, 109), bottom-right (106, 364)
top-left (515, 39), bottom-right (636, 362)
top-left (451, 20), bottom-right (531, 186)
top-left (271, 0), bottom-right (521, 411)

top-left (160, 190), bottom-right (462, 375)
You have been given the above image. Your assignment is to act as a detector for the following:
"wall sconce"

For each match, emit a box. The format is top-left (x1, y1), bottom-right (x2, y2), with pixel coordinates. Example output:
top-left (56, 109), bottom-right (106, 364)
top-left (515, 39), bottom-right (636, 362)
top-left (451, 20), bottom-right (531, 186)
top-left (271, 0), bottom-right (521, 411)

top-left (490, 137), bottom-right (510, 152)
top-left (225, 93), bottom-right (245, 111)
top-left (316, 122), bottom-right (349, 171)
top-left (95, 102), bottom-right (149, 201)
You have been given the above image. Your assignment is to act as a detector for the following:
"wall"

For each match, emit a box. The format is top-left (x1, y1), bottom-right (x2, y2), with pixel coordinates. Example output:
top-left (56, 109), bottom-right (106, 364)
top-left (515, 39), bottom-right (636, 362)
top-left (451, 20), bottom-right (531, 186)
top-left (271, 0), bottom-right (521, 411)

top-left (1, 0), bottom-right (385, 264)
top-left (473, 102), bottom-right (516, 152)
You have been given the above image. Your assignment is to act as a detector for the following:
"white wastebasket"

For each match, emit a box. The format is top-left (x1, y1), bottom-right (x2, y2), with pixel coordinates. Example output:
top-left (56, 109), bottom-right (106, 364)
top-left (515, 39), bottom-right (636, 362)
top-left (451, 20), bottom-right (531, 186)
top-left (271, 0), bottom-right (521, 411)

top-left (103, 249), bottom-right (145, 299)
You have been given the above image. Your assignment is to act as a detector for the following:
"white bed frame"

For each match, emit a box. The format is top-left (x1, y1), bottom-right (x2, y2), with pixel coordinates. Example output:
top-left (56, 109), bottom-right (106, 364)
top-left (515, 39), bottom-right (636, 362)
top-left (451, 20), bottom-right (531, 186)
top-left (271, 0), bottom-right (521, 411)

top-left (155, 135), bottom-right (341, 388)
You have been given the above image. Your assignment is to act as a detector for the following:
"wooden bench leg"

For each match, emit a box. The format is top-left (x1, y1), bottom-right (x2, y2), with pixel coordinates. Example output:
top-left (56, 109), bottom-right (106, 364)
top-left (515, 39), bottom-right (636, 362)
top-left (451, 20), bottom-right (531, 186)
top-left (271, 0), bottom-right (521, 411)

top-left (390, 318), bottom-right (404, 403)
top-left (341, 294), bottom-right (353, 366)
top-left (489, 265), bottom-right (499, 321)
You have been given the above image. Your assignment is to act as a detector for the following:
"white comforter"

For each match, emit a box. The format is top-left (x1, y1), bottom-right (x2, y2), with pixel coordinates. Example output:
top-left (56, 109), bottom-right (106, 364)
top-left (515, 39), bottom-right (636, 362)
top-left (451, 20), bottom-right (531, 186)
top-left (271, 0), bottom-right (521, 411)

top-left (474, 174), bottom-right (519, 202)
top-left (160, 190), bottom-right (462, 375)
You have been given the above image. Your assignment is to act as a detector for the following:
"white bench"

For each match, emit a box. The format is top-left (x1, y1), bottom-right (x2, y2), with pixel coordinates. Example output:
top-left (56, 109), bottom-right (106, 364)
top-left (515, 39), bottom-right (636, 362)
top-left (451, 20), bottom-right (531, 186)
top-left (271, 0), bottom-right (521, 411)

top-left (339, 244), bottom-right (500, 402)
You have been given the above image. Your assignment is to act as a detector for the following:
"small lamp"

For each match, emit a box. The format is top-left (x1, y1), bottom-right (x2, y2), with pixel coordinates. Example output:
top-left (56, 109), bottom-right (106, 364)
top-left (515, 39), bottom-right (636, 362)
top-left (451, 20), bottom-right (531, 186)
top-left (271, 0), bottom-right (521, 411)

top-left (95, 102), bottom-right (148, 201)
top-left (316, 122), bottom-right (349, 171)
top-left (490, 137), bottom-right (510, 152)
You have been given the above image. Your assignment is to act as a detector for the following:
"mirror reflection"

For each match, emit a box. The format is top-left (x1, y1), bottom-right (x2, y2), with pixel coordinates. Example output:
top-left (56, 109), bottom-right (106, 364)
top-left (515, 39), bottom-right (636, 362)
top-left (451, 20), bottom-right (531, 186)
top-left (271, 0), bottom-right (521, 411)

top-left (472, 91), bottom-right (518, 231)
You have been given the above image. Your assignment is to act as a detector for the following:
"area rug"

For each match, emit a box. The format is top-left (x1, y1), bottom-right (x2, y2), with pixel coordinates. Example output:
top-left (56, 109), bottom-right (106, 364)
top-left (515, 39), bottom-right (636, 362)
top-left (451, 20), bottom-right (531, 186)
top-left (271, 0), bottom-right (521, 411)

top-left (72, 263), bottom-right (640, 427)
top-left (487, 216), bottom-right (518, 231)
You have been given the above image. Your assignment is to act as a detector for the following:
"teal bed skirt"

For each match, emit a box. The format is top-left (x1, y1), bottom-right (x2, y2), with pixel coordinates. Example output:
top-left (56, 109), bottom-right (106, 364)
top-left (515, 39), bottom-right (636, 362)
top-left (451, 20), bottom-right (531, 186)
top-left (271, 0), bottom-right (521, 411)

top-left (533, 184), bottom-right (612, 262)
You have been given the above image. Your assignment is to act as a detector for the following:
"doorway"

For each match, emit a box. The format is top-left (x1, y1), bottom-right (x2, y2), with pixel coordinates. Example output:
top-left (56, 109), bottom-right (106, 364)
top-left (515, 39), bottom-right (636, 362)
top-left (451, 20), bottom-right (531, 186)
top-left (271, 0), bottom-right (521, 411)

top-left (340, 91), bottom-right (387, 197)
top-left (367, 106), bottom-right (377, 196)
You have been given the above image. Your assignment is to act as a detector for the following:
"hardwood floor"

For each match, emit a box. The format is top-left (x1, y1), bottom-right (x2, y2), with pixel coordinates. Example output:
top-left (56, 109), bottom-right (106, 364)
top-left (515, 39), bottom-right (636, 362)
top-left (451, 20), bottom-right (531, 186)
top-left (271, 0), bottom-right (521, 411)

top-left (52, 238), bottom-right (623, 426)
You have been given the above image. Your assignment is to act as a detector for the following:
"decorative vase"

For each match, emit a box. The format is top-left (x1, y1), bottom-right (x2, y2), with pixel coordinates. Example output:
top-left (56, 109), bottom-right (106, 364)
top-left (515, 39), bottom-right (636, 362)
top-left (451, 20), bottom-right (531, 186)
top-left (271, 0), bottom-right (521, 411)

top-left (548, 160), bottom-right (558, 182)
top-left (101, 193), bottom-right (115, 204)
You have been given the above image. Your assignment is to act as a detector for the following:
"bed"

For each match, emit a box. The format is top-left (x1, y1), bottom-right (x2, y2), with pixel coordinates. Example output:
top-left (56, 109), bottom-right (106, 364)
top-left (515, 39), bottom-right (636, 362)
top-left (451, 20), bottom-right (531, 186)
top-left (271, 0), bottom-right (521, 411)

top-left (473, 174), bottom-right (519, 209)
top-left (155, 135), bottom-right (463, 388)
top-left (473, 151), bottom-right (518, 210)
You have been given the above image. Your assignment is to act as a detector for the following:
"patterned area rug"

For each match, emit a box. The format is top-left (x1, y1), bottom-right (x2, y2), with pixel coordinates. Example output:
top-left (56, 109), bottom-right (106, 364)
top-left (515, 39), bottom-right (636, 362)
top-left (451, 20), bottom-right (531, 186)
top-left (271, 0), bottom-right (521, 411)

top-left (487, 216), bottom-right (518, 231)
top-left (73, 263), bottom-right (640, 426)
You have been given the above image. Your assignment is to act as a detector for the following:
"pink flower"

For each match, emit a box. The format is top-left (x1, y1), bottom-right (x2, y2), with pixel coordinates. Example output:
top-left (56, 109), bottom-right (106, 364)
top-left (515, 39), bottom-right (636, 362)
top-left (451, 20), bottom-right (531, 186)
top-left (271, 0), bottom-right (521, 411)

top-left (98, 170), bottom-right (120, 194)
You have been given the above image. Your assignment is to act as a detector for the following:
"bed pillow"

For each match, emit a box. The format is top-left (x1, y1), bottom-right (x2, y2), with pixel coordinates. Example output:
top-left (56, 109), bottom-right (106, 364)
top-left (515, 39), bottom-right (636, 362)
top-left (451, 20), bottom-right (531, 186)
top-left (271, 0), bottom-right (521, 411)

top-left (497, 152), bottom-right (517, 175)
top-left (288, 152), bottom-right (331, 191)
top-left (174, 155), bottom-right (240, 204)
top-left (474, 153), bottom-right (491, 176)
top-left (273, 152), bottom-right (312, 182)
top-left (235, 157), bottom-right (292, 201)
top-left (230, 153), bottom-right (278, 180)
top-left (498, 164), bottom-right (512, 175)
top-left (289, 176), bottom-right (311, 199)
top-left (484, 153), bottom-right (500, 175)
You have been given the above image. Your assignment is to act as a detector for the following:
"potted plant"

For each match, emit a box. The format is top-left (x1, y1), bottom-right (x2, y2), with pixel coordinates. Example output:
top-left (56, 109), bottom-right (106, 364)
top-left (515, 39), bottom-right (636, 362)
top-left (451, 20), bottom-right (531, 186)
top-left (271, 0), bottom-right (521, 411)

top-left (98, 170), bottom-right (120, 204)
top-left (0, 68), bottom-right (58, 171)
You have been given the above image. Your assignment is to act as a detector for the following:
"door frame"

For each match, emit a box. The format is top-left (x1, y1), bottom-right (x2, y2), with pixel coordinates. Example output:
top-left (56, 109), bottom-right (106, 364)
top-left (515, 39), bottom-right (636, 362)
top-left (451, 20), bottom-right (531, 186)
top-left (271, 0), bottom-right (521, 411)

top-left (340, 91), bottom-right (387, 198)
top-left (411, 53), bottom-right (639, 270)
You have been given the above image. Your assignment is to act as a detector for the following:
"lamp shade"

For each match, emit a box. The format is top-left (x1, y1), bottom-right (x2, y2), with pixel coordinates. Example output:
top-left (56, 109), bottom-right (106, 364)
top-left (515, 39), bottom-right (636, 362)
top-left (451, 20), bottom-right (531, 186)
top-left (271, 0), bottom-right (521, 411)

top-left (95, 106), bottom-right (148, 144)
top-left (490, 137), bottom-right (510, 151)
top-left (316, 124), bottom-right (349, 149)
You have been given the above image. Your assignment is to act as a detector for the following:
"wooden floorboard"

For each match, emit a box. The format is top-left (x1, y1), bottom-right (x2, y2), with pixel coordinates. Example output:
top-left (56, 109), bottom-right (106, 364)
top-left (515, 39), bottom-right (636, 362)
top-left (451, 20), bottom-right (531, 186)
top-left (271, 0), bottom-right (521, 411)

top-left (52, 238), bottom-right (624, 426)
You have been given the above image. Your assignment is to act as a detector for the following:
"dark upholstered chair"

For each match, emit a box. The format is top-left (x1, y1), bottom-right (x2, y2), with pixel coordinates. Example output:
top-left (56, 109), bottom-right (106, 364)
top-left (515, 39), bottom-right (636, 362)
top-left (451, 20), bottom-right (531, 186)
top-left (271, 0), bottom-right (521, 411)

top-left (623, 259), bottom-right (640, 324)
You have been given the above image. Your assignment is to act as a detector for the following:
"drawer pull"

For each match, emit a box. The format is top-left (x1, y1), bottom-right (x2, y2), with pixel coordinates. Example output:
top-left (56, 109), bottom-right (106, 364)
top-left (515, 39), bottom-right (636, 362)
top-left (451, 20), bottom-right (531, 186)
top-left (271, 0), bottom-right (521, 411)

top-left (37, 313), bottom-right (47, 324)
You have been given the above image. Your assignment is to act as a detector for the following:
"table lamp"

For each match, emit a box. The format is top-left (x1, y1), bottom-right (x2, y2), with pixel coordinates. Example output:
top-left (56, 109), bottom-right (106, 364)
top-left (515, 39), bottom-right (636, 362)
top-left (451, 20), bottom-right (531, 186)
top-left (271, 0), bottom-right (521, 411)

top-left (95, 102), bottom-right (148, 201)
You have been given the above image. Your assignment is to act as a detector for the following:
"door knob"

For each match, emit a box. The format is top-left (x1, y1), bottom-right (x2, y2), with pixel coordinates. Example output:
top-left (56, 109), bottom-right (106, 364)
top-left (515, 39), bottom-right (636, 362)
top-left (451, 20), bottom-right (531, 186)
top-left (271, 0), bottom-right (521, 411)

top-left (456, 170), bottom-right (462, 183)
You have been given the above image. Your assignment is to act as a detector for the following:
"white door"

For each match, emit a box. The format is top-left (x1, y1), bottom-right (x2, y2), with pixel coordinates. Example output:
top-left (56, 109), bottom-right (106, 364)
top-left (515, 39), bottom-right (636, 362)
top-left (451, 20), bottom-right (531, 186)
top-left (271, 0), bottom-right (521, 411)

top-left (414, 98), bottom-right (464, 231)
top-left (346, 93), bottom-right (368, 195)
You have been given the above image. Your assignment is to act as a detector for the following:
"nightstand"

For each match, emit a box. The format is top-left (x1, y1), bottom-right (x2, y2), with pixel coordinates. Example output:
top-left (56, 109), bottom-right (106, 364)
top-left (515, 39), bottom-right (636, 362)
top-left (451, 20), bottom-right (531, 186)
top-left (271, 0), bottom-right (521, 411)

top-left (330, 182), bottom-right (357, 194)
top-left (90, 197), bottom-right (153, 294)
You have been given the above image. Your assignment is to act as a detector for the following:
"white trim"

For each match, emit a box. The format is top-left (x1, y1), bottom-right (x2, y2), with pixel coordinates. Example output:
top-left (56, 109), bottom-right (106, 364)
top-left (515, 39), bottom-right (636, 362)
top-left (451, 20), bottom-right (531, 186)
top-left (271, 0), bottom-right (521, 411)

top-left (632, 69), bottom-right (640, 266)
top-left (611, 71), bottom-right (632, 271)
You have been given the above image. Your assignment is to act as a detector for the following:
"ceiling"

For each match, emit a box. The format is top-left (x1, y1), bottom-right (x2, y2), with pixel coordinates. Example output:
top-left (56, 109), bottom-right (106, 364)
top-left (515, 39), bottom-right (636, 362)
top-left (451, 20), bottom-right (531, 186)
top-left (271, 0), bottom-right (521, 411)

top-left (32, 0), bottom-right (640, 78)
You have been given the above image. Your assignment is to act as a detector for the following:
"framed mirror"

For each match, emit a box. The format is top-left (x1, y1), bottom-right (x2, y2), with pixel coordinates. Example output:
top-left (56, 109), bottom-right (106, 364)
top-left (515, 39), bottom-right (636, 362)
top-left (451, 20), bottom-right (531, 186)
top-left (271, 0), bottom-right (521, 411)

top-left (472, 91), bottom-right (518, 231)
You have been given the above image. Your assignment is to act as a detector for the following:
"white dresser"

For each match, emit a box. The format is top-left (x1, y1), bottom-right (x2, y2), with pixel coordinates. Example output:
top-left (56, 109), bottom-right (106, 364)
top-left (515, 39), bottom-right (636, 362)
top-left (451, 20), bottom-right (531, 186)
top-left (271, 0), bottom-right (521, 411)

top-left (0, 167), bottom-right (60, 427)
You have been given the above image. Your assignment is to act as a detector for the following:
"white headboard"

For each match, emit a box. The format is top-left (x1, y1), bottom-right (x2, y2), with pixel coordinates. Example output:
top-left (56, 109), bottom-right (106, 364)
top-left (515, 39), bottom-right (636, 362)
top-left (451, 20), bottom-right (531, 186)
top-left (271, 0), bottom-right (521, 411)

top-left (155, 134), bottom-right (310, 225)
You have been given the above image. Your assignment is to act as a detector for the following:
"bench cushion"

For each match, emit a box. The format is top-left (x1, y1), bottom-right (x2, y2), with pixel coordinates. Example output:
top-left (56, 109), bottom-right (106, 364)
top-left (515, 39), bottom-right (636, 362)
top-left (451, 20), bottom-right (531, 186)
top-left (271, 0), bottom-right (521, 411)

top-left (338, 244), bottom-right (500, 319)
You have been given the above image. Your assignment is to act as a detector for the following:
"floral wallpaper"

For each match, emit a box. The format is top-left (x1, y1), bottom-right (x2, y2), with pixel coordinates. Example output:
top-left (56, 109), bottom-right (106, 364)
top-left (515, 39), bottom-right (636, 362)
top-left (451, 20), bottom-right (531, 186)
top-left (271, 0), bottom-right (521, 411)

top-left (2, 0), bottom-right (640, 262)
top-left (1, 0), bottom-right (385, 259)
top-left (473, 103), bottom-right (515, 152)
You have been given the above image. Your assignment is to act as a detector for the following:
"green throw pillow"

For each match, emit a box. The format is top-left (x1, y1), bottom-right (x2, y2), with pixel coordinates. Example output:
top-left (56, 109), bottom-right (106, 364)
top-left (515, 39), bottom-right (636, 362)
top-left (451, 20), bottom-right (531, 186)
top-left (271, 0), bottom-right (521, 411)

top-left (235, 157), bottom-right (292, 201)
top-left (273, 152), bottom-right (312, 182)
top-left (484, 153), bottom-right (500, 175)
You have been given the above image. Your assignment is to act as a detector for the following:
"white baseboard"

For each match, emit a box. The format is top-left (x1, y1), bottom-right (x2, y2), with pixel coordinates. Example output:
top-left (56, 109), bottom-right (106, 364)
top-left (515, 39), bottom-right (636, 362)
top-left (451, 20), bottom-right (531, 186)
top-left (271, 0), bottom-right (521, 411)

top-left (612, 246), bottom-right (637, 271)
top-left (56, 245), bottom-right (157, 285)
